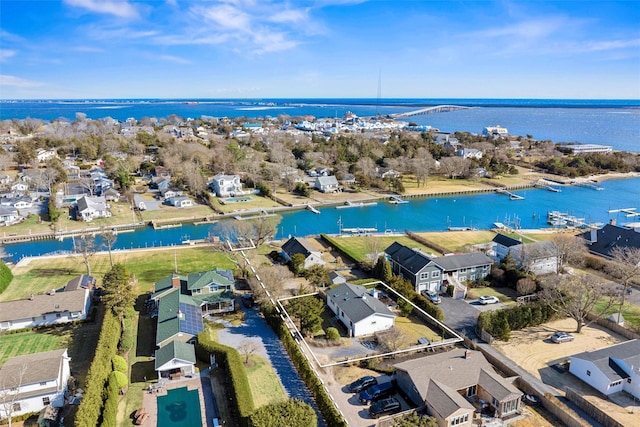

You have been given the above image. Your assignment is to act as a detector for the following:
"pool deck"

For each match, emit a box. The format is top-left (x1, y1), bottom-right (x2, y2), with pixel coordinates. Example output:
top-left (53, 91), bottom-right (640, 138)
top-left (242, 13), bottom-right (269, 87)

top-left (142, 374), bottom-right (216, 427)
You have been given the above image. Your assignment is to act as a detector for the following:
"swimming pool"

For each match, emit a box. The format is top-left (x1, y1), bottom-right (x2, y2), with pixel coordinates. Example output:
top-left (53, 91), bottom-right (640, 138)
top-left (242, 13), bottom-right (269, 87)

top-left (220, 196), bottom-right (253, 203)
top-left (156, 386), bottom-right (202, 427)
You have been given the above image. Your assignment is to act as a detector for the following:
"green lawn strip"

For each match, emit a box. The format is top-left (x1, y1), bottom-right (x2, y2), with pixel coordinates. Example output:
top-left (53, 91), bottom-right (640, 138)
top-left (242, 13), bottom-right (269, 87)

top-left (466, 286), bottom-right (518, 305)
top-left (208, 196), bottom-right (282, 214)
top-left (413, 231), bottom-right (497, 252)
top-left (595, 300), bottom-right (640, 328)
top-left (245, 354), bottom-right (287, 408)
top-left (393, 316), bottom-right (441, 344)
top-left (0, 330), bottom-right (69, 364)
top-left (322, 235), bottom-right (433, 263)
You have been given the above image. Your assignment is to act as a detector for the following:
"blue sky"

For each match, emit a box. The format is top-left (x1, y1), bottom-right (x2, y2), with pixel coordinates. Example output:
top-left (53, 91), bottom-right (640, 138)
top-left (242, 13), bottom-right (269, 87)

top-left (1, 0), bottom-right (639, 99)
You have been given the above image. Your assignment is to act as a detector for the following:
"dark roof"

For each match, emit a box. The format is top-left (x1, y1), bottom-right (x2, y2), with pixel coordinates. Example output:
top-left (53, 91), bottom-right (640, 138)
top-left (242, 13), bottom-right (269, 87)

top-left (328, 283), bottom-right (395, 323)
top-left (434, 252), bottom-right (493, 272)
top-left (492, 234), bottom-right (521, 247)
top-left (579, 224), bottom-right (640, 258)
top-left (385, 242), bottom-right (435, 274)
top-left (64, 275), bottom-right (95, 291)
top-left (571, 340), bottom-right (640, 381)
top-left (282, 237), bottom-right (318, 258)
top-left (426, 380), bottom-right (474, 419)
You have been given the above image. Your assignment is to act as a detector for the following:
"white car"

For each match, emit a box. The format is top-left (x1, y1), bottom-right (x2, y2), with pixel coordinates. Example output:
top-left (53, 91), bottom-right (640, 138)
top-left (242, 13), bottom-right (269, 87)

top-left (478, 295), bottom-right (499, 305)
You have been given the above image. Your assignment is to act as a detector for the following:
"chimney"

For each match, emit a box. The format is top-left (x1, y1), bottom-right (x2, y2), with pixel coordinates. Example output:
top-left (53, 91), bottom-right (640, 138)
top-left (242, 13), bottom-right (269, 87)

top-left (590, 229), bottom-right (597, 243)
top-left (610, 218), bottom-right (616, 226)
top-left (464, 349), bottom-right (472, 359)
top-left (172, 275), bottom-right (181, 289)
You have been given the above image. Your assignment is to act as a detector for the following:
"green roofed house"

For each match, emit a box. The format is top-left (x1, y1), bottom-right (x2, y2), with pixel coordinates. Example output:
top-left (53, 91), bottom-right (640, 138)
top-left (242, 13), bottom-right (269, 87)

top-left (150, 268), bottom-right (235, 348)
top-left (155, 340), bottom-right (197, 380)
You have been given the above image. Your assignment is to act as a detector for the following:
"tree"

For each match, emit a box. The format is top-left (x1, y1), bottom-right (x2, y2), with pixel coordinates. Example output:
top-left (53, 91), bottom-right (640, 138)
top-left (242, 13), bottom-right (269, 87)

top-left (247, 264), bottom-right (293, 304)
top-left (75, 233), bottom-right (97, 276)
top-left (516, 277), bottom-right (536, 296)
top-left (102, 263), bottom-right (135, 322)
top-left (607, 246), bottom-right (640, 323)
top-left (375, 326), bottom-right (406, 353)
top-left (363, 235), bottom-right (383, 268)
top-left (551, 233), bottom-right (587, 270)
top-left (304, 264), bottom-right (329, 288)
top-left (101, 227), bottom-right (118, 267)
top-left (238, 340), bottom-right (259, 365)
top-left (0, 363), bottom-right (27, 427)
top-left (290, 253), bottom-right (306, 275)
top-left (325, 327), bottom-right (340, 342)
top-left (286, 295), bottom-right (324, 336)
top-left (539, 274), bottom-right (619, 333)
top-left (249, 398), bottom-right (317, 427)
top-left (108, 370), bottom-right (128, 391)
top-left (393, 412), bottom-right (438, 427)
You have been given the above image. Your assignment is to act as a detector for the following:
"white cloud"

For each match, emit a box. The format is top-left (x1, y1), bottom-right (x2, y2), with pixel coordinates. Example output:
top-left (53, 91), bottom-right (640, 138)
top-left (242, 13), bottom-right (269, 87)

top-left (0, 75), bottom-right (43, 88)
top-left (0, 49), bottom-right (16, 62)
top-left (71, 46), bottom-right (106, 53)
top-left (64, 0), bottom-right (139, 19)
top-left (157, 54), bottom-right (192, 64)
top-left (196, 4), bottom-right (251, 31)
top-left (269, 8), bottom-right (308, 24)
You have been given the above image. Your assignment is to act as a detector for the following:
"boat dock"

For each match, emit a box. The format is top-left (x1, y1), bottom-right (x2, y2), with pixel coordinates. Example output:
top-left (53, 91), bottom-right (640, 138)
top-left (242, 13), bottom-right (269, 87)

top-left (306, 204), bottom-right (320, 214)
top-left (388, 195), bottom-right (409, 204)
top-left (535, 183), bottom-right (562, 192)
top-left (608, 207), bottom-right (640, 217)
top-left (496, 188), bottom-right (525, 200)
top-left (341, 227), bottom-right (378, 234)
top-left (336, 200), bottom-right (378, 209)
top-left (547, 210), bottom-right (596, 228)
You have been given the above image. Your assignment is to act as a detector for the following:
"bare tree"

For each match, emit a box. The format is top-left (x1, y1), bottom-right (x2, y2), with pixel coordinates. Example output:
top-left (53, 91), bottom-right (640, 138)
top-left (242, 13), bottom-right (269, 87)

top-left (238, 340), bottom-right (259, 365)
top-left (375, 327), bottom-right (406, 353)
top-left (101, 227), bottom-right (118, 267)
top-left (607, 246), bottom-right (640, 322)
top-left (539, 274), bottom-right (620, 333)
top-left (363, 235), bottom-right (383, 268)
top-left (438, 157), bottom-right (470, 179)
top-left (0, 363), bottom-right (28, 427)
top-left (78, 176), bottom-right (97, 196)
top-left (75, 233), bottom-right (97, 276)
top-left (551, 233), bottom-right (587, 270)
top-left (247, 264), bottom-right (293, 304)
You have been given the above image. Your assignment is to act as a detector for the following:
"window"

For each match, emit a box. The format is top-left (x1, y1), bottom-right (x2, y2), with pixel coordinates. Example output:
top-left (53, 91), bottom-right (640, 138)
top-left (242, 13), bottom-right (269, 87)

top-left (40, 381), bottom-right (48, 386)
top-left (431, 271), bottom-right (440, 278)
top-left (609, 380), bottom-right (623, 388)
top-left (42, 396), bottom-right (50, 405)
top-left (587, 370), bottom-right (591, 376)
top-left (420, 272), bottom-right (428, 280)
top-left (42, 315), bottom-right (47, 320)
top-left (466, 385), bottom-right (477, 397)
top-left (451, 413), bottom-right (469, 425)
top-left (13, 403), bottom-right (21, 412)
top-left (56, 313), bottom-right (61, 318)
top-left (503, 398), bottom-right (518, 414)
top-left (192, 288), bottom-right (201, 294)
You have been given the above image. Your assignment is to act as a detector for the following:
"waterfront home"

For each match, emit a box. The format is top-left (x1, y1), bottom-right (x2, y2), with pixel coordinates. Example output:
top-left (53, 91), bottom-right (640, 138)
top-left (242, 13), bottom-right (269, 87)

top-left (209, 174), bottom-right (243, 197)
top-left (281, 237), bottom-right (325, 269)
top-left (104, 188), bottom-right (120, 202)
top-left (395, 349), bottom-right (522, 426)
top-left (150, 268), bottom-right (235, 347)
top-left (36, 148), bottom-right (57, 162)
top-left (0, 288), bottom-right (91, 332)
top-left (1, 195), bottom-right (33, 209)
top-left (11, 181), bottom-right (29, 192)
top-left (0, 349), bottom-right (71, 419)
top-left (491, 234), bottom-right (521, 261)
top-left (0, 205), bottom-right (19, 226)
top-left (326, 283), bottom-right (396, 337)
top-left (580, 224), bottom-right (640, 258)
top-left (456, 148), bottom-right (483, 160)
top-left (483, 125), bottom-right (509, 136)
top-left (314, 175), bottom-right (340, 193)
top-left (508, 240), bottom-right (559, 275)
top-left (167, 196), bottom-right (193, 208)
top-left (155, 340), bottom-right (197, 381)
top-left (569, 340), bottom-right (640, 400)
top-left (74, 195), bottom-right (111, 221)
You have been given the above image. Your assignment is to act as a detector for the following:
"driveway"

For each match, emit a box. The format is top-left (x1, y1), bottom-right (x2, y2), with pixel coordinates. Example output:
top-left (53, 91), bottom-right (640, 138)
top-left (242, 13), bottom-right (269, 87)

top-left (216, 307), bottom-right (326, 426)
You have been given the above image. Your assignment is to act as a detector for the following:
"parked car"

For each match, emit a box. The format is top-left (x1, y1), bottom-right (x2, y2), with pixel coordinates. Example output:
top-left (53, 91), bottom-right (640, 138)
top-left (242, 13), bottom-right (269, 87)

top-left (241, 293), bottom-right (254, 308)
top-left (359, 381), bottom-right (395, 404)
top-left (522, 394), bottom-right (541, 407)
top-left (347, 376), bottom-right (377, 393)
top-left (421, 290), bottom-right (441, 304)
top-left (369, 397), bottom-right (401, 418)
top-left (479, 295), bottom-right (499, 305)
top-left (550, 332), bottom-right (574, 343)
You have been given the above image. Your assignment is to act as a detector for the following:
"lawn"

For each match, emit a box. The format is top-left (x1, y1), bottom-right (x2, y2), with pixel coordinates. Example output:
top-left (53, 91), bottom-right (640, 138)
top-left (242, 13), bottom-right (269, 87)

top-left (394, 316), bottom-right (442, 344)
top-left (208, 195), bottom-right (282, 214)
top-left (596, 301), bottom-right (640, 328)
top-left (245, 354), bottom-right (287, 408)
top-left (466, 286), bottom-right (518, 305)
top-left (413, 230), bottom-right (497, 252)
top-left (322, 234), bottom-right (435, 263)
top-left (0, 330), bottom-right (70, 365)
top-left (4, 245), bottom-right (236, 301)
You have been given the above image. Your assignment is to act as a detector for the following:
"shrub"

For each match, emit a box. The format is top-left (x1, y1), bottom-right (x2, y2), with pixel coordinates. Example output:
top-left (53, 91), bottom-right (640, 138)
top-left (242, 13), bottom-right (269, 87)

top-left (100, 370), bottom-right (120, 427)
top-left (477, 302), bottom-right (560, 341)
top-left (0, 261), bottom-right (13, 295)
top-left (249, 399), bottom-right (316, 427)
top-left (111, 355), bottom-right (128, 373)
top-left (325, 327), bottom-right (340, 341)
top-left (109, 370), bottom-right (129, 390)
top-left (516, 277), bottom-right (537, 295)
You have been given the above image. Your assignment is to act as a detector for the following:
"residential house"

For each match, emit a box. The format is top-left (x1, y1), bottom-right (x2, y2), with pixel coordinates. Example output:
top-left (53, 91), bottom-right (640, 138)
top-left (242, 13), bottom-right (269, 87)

top-left (376, 167), bottom-right (401, 180)
top-left (150, 176), bottom-right (171, 191)
top-left (11, 182), bottom-right (29, 192)
top-left (338, 173), bottom-right (357, 186)
top-left (579, 224), bottom-right (640, 259)
top-left (395, 349), bottom-right (522, 427)
top-left (0, 349), bottom-right (71, 419)
top-left (155, 340), bottom-right (197, 381)
top-left (103, 188), bottom-right (120, 202)
top-left (1, 195), bottom-right (33, 209)
top-left (483, 125), bottom-right (509, 137)
top-left (569, 340), bottom-right (640, 400)
top-left (0, 175), bottom-right (12, 186)
top-left (491, 234), bottom-right (521, 261)
top-left (314, 176), bottom-right (340, 193)
top-left (209, 174), bottom-right (243, 197)
top-left (36, 148), bottom-right (57, 162)
top-left (508, 240), bottom-right (559, 275)
top-left (435, 252), bottom-right (493, 284)
top-left (0, 205), bottom-right (19, 226)
top-left (456, 148), bottom-right (483, 160)
top-left (167, 196), bottom-right (192, 208)
top-left (329, 271), bottom-right (347, 286)
top-left (0, 288), bottom-right (91, 332)
top-left (326, 283), bottom-right (396, 337)
top-left (75, 195), bottom-right (111, 221)
top-left (281, 237), bottom-right (325, 269)
top-left (150, 268), bottom-right (235, 348)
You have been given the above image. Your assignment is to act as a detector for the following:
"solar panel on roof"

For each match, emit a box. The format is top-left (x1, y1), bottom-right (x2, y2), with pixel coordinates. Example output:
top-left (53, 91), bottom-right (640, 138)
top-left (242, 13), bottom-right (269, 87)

top-left (179, 302), bottom-right (204, 336)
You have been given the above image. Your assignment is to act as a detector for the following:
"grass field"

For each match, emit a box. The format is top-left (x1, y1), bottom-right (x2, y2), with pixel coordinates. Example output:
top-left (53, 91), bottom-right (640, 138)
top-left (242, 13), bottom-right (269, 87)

top-left (322, 234), bottom-right (434, 263)
top-left (596, 301), bottom-right (640, 328)
top-left (466, 286), bottom-right (518, 305)
top-left (0, 330), bottom-right (70, 365)
top-left (414, 230), bottom-right (497, 252)
top-left (208, 195), bottom-right (281, 214)
top-left (245, 354), bottom-right (287, 408)
top-left (4, 245), bottom-right (236, 301)
top-left (394, 316), bottom-right (442, 344)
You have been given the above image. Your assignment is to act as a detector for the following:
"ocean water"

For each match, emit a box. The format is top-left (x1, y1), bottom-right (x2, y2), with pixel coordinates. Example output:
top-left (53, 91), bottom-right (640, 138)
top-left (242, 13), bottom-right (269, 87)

top-left (1, 98), bottom-right (639, 151)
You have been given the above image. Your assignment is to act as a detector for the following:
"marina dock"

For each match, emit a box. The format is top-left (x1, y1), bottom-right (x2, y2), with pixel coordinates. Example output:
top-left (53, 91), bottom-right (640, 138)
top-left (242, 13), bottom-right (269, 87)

top-left (388, 195), bottom-right (409, 204)
top-left (336, 200), bottom-right (378, 209)
top-left (608, 207), bottom-right (640, 217)
top-left (496, 188), bottom-right (525, 200)
top-left (306, 204), bottom-right (320, 214)
top-left (535, 182), bottom-right (562, 192)
top-left (575, 182), bottom-right (604, 191)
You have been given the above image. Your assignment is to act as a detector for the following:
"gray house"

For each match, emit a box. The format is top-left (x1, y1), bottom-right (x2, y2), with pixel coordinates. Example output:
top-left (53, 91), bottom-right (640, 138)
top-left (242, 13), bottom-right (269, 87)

top-left (314, 176), bottom-right (340, 193)
top-left (281, 237), bottom-right (325, 269)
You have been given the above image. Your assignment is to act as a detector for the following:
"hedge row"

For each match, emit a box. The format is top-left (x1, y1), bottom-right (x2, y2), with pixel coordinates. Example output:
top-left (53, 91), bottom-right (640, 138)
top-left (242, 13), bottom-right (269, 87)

top-left (100, 371), bottom-right (121, 427)
top-left (0, 261), bottom-right (13, 295)
top-left (478, 302), bottom-right (559, 341)
top-left (320, 234), bottom-right (360, 264)
top-left (263, 307), bottom-right (347, 427)
top-left (196, 328), bottom-right (254, 423)
top-left (75, 311), bottom-right (122, 427)
top-left (249, 398), bottom-right (317, 427)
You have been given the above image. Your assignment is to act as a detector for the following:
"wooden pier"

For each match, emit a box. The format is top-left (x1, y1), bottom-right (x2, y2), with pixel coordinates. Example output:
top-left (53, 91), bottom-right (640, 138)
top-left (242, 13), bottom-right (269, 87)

top-left (388, 195), bottom-right (409, 204)
top-left (496, 188), bottom-right (525, 200)
top-left (306, 204), bottom-right (320, 214)
top-left (336, 200), bottom-right (378, 209)
top-left (608, 207), bottom-right (640, 217)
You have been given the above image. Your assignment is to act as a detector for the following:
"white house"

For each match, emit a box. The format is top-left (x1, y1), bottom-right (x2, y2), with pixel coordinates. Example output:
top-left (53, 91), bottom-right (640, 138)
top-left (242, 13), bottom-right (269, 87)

top-left (167, 196), bottom-right (192, 208)
top-left (281, 237), bottom-right (325, 269)
top-left (0, 349), bottom-right (71, 419)
top-left (209, 174), bottom-right (243, 197)
top-left (0, 206), bottom-right (19, 226)
top-left (10, 182), bottom-right (28, 192)
top-left (75, 195), bottom-right (111, 221)
top-left (509, 240), bottom-right (559, 275)
top-left (314, 176), bottom-right (340, 193)
top-left (155, 341), bottom-right (197, 380)
top-left (0, 289), bottom-right (91, 332)
top-left (36, 148), bottom-right (57, 163)
top-left (326, 283), bottom-right (396, 337)
top-left (569, 340), bottom-right (640, 400)
top-left (491, 234), bottom-right (521, 261)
